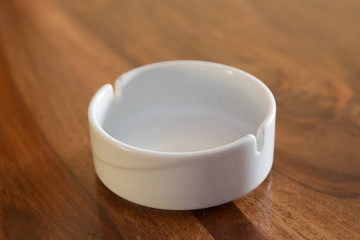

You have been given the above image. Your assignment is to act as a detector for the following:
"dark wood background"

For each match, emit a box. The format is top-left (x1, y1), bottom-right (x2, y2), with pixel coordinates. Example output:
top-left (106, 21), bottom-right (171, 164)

top-left (1, 0), bottom-right (359, 239)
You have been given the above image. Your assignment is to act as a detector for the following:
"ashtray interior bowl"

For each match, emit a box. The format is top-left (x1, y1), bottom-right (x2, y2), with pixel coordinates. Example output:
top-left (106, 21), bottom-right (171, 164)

top-left (89, 61), bottom-right (276, 210)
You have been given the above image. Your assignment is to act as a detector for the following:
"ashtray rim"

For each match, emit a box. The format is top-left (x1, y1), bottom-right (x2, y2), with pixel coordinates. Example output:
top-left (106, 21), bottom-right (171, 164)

top-left (88, 60), bottom-right (276, 157)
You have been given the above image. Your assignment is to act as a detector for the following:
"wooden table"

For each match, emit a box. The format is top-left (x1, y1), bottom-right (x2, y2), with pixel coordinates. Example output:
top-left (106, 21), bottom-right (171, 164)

top-left (1, 0), bottom-right (359, 239)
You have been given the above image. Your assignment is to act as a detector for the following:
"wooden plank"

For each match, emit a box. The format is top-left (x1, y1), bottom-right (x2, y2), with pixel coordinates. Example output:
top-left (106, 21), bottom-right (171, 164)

top-left (0, 0), bottom-right (359, 238)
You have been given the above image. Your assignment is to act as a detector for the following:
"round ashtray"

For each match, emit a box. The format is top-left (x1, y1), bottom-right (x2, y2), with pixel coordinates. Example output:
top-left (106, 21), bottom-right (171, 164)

top-left (88, 60), bottom-right (276, 210)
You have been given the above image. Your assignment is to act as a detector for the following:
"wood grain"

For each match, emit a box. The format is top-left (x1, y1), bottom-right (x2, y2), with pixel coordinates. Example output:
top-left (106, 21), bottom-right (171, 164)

top-left (0, 0), bottom-right (359, 239)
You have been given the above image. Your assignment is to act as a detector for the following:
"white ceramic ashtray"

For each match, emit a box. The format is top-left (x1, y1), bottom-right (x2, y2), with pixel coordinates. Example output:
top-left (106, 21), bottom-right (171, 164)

top-left (89, 60), bottom-right (276, 210)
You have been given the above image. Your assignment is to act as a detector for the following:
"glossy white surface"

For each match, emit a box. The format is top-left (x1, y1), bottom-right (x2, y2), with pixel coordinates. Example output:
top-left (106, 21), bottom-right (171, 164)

top-left (88, 61), bottom-right (276, 210)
